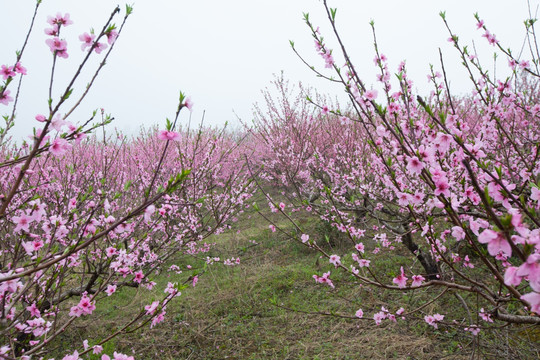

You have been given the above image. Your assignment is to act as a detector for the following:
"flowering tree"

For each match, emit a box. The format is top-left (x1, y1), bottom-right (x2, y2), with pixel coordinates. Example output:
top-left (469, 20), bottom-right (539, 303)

top-left (252, 0), bottom-right (540, 348)
top-left (0, 3), bottom-right (253, 359)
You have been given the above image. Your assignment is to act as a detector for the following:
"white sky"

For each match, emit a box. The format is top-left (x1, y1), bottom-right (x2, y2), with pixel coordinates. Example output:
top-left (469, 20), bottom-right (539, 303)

top-left (1, 1), bottom-right (537, 140)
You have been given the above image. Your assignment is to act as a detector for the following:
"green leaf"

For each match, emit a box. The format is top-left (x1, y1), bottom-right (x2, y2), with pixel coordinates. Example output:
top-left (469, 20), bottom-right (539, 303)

top-left (179, 168), bottom-right (191, 182)
top-left (495, 166), bottom-right (502, 178)
top-left (484, 187), bottom-right (493, 206)
top-left (63, 88), bottom-right (74, 101)
top-left (178, 91), bottom-right (185, 104)
top-left (439, 112), bottom-right (447, 124)
top-left (196, 196), bottom-right (206, 204)
top-left (324, 185), bottom-right (331, 196)
top-left (500, 214), bottom-right (512, 229)
top-left (330, 8), bottom-right (337, 21)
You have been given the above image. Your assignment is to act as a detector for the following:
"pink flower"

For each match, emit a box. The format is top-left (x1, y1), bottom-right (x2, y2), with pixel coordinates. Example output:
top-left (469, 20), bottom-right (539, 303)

top-left (358, 259), bottom-right (370, 267)
top-left (184, 97), bottom-right (193, 111)
top-left (35, 114), bottom-right (47, 122)
top-left (69, 305), bottom-right (84, 318)
top-left (79, 32), bottom-right (96, 51)
top-left (313, 271), bottom-right (335, 288)
top-left (78, 294), bottom-right (96, 315)
top-left (133, 271), bottom-right (144, 284)
top-left (13, 214), bottom-right (33, 232)
top-left (192, 275), bottom-right (199, 287)
top-left (516, 254), bottom-right (540, 292)
top-left (355, 243), bottom-right (365, 253)
top-left (0, 90), bottom-right (13, 106)
top-left (478, 229), bottom-right (511, 257)
top-left (424, 313), bottom-right (444, 329)
top-left (106, 247), bottom-right (118, 257)
top-left (269, 224), bottom-right (276, 232)
top-left (301, 234), bottom-right (309, 243)
top-left (373, 311), bottom-right (386, 325)
top-left (106, 284), bottom-right (117, 296)
top-left (388, 102), bottom-right (401, 115)
top-left (47, 13), bottom-right (73, 27)
top-left (144, 204), bottom-right (156, 222)
top-left (411, 274), bottom-right (425, 287)
top-left (365, 89), bottom-right (378, 101)
top-left (1, 65), bottom-right (15, 80)
top-left (112, 352), bottom-right (135, 360)
top-left (521, 292), bottom-right (540, 314)
top-left (496, 78), bottom-right (510, 91)
top-left (451, 226), bottom-right (465, 241)
top-left (463, 255), bottom-right (474, 268)
top-left (93, 42), bottom-right (108, 54)
top-left (61, 351), bottom-right (81, 360)
top-left (51, 113), bottom-right (67, 131)
top-left (157, 130), bottom-right (181, 141)
top-left (49, 138), bottom-right (71, 156)
top-left (145, 300), bottom-right (159, 315)
top-left (479, 308), bottom-right (493, 323)
top-left (46, 37), bottom-right (67, 53)
top-left (465, 325), bottom-right (481, 336)
top-left (531, 187), bottom-right (540, 202)
top-left (26, 303), bottom-right (41, 318)
top-left (355, 308), bottom-right (364, 318)
top-left (323, 52), bottom-right (334, 68)
top-left (329, 254), bottom-right (341, 267)
top-left (504, 266), bottom-right (521, 287)
top-left (435, 133), bottom-right (452, 154)
top-left (74, 132), bottom-right (87, 144)
top-left (45, 24), bottom-right (59, 36)
top-left (482, 31), bottom-right (498, 45)
top-left (106, 29), bottom-right (119, 44)
top-left (393, 266), bottom-right (408, 288)
top-left (434, 177), bottom-right (451, 197)
top-left (151, 310), bottom-right (166, 328)
top-left (397, 192), bottom-right (411, 207)
top-left (411, 191), bottom-right (425, 206)
top-left (407, 156), bottom-right (424, 174)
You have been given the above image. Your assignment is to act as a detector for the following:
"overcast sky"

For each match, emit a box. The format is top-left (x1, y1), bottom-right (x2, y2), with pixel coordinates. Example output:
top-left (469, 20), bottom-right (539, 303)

top-left (1, 1), bottom-right (537, 140)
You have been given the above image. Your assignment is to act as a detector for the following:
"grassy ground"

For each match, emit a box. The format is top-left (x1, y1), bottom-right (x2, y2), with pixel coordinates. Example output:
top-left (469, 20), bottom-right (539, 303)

top-left (53, 192), bottom-right (539, 359)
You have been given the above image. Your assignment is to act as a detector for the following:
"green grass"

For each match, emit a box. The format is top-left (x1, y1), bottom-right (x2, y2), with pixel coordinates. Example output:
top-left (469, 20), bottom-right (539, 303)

top-left (48, 190), bottom-right (540, 359)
